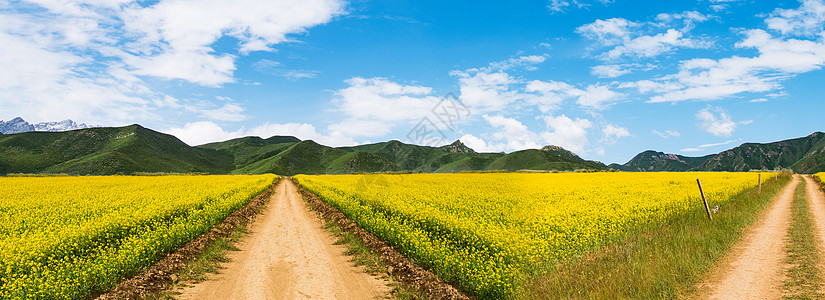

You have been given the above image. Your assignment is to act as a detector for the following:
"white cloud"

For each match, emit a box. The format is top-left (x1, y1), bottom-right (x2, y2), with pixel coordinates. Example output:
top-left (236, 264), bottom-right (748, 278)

top-left (601, 124), bottom-right (630, 144)
top-left (453, 70), bottom-right (520, 112)
top-left (576, 84), bottom-right (623, 109)
top-left (165, 121), bottom-right (245, 146)
top-left (766, 0), bottom-right (825, 37)
top-left (696, 106), bottom-right (738, 137)
top-left (330, 77), bottom-right (440, 138)
top-left (121, 0), bottom-right (345, 86)
top-left (253, 59), bottom-right (320, 81)
top-left (246, 122), bottom-right (355, 146)
top-left (656, 11), bottom-right (709, 25)
top-left (458, 133), bottom-right (494, 153)
top-left (750, 98), bottom-right (769, 103)
top-left (0, 0), bottom-right (344, 126)
top-left (591, 64), bottom-right (632, 78)
top-left (526, 80), bottom-right (623, 110)
top-left (680, 139), bottom-right (739, 152)
top-left (200, 103), bottom-right (249, 121)
top-left (541, 115), bottom-right (593, 153)
top-left (485, 55), bottom-right (548, 72)
top-left (577, 14), bottom-right (711, 62)
top-left (547, 0), bottom-right (597, 13)
top-left (641, 1), bottom-right (825, 103)
top-left (652, 129), bottom-right (681, 138)
top-left (483, 115), bottom-right (543, 151)
top-left (452, 114), bottom-right (596, 154)
top-left (576, 18), bottom-right (637, 44)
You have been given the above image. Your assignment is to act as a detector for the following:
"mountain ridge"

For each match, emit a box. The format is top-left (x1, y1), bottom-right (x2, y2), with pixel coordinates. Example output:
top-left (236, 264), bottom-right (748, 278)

top-left (0, 123), bottom-right (822, 175)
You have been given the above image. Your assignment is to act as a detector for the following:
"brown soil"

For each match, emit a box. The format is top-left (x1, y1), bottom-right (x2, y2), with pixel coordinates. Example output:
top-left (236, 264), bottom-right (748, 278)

top-left (697, 175), bottom-right (800, 299)
top-left (95, 177), bottom-right (281, 300)
top-left (175, 179), bottom-right (391, 300)
top-left (293, 178), bottom-right (471, 300)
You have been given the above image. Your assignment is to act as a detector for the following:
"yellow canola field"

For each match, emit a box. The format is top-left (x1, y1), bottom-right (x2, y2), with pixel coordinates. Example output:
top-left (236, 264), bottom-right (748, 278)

top-left (0, 174), bottom-right (276, 299)
top-left (816, 172), bottom-right (825, 184)
top-left (296, 172), bottom-right (772, 299)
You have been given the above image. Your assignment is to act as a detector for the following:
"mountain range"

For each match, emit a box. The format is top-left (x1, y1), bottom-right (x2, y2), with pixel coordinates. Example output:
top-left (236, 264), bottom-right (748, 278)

top-left (0, 117), bottom-right (92, 134)
top-left (0, 121), bottom-right (822, 175)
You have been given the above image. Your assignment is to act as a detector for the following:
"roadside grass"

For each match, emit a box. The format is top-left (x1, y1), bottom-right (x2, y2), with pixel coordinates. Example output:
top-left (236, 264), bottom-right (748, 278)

top-left (783, 179), bottom-right (823, 299)
top-left (322, 221), bottom-right (426, 300)
top-left (525, 173), bottom-right (793, 299)
top-left (177, 226), bottom-right (247, 282)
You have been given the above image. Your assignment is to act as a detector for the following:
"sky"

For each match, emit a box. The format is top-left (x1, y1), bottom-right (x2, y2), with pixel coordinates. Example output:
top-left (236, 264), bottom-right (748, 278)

top-left (1, 0), bottom-right (824, 165)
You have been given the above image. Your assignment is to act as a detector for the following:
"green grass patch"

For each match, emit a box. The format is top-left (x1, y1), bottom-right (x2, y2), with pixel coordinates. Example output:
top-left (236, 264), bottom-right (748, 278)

top-left (783, 179), bottom-right (823, 299)
top-left (526, 173), bottom-right (793, 299)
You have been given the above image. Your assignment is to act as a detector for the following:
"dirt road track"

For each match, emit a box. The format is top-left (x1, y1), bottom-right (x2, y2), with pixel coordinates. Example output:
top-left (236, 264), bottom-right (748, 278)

top-left (804, 175), bottom-right (825, 280)
top-left (176, 180), bottom-right (389, 300)
top-left (701, 175), bottom-right (800, 299)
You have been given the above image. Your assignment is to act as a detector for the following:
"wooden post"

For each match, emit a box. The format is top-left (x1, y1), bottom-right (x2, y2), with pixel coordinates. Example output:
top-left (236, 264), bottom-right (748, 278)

top-left (697, 179), bottom-right (712, 221)
top-left (758, 174), bottom-right (762, 193)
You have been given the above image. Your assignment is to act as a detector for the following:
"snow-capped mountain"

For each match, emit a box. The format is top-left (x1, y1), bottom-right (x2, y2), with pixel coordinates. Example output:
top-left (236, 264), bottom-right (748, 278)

top-left (0, 117), bottom-right (93, 134)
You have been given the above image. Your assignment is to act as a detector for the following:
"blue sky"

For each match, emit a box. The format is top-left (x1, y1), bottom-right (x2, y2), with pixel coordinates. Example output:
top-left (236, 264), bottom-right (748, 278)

top-left (1, 0), bottom-right (823, 164)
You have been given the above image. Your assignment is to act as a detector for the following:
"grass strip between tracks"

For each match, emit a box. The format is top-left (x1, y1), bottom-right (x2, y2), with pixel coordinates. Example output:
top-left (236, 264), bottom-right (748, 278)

top-left (782, 178), bottom-right (823, 299)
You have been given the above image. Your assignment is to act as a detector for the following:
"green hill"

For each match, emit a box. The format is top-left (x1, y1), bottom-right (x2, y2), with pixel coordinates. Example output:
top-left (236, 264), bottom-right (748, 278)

top-left (696, 132), bottom-right (825, 173)
top-left (484, 149), bottom-right (606, 172)
top-left (198, 136), bottom-right (300, 170)
top-left (3, 123), bottom-right (821, 175)
top-left (340, 140), bottom-right (474, 171)
top-left (0, 125), bottom-right (233, 175)
top-left (610, 150), bottom-right (714, 171)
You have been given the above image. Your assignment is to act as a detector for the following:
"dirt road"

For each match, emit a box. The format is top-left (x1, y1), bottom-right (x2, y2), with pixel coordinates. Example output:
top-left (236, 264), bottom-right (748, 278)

top-left (702, 175), bottom-right (800, 299)
top-left (176, 180), bottom-right (389, 300)
top-left (804, 175), bottom-right (825, 275)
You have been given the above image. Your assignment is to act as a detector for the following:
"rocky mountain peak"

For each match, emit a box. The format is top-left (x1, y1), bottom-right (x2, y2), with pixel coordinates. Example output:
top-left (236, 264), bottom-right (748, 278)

top-left (0, 117), bottom-right (92, 134)
top-left (440, 140), bottom-right (475, 153)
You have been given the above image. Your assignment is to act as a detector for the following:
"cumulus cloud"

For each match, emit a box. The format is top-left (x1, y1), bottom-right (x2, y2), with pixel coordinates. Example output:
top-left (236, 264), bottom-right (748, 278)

top-left (0, 0), bottom-right (344, 125)
top-left (452, 70), bottom-right (521, 112)
top-left (591, 64), bottom-right (632, 78)
top-left (766, 0), bottom-right (825, 37)
top-left (165, 121), bottom-right (245, 146)
top-left (329, 77), bottom-right (441, 138)
top-left (121, 0), bottom-right (345, 86)
top-left (458, 114), bottom-right (594, 154)
top-left (483, 115), bottom-right (543, 151)
top-left (576, 18), bottom-right (638, 44)
top-left (633, 1), bottom-right (825, 103)
top-left (577, 14), bottom-right (711, 62)
top-left (695, 106), bottom-right (751, 137)
top-left (541, 115), bottom-right (593, 153)
top-left (600, 124), bottom-right (631, 144)
top-left (526, 80), bottom-right (623, 110)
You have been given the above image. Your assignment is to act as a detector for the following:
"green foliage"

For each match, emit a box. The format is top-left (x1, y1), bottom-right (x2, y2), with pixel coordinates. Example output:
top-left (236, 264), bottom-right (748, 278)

top-left (0, 125), bottom-right (232, 175)
top-left (611, 150), bottom-right (715, 171)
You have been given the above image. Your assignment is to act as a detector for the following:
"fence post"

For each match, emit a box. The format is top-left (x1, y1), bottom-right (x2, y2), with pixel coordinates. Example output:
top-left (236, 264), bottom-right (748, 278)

top-left (759, 173), bottom-right (762, 193)
top-left (697, 179), bottom-right (712, 221)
